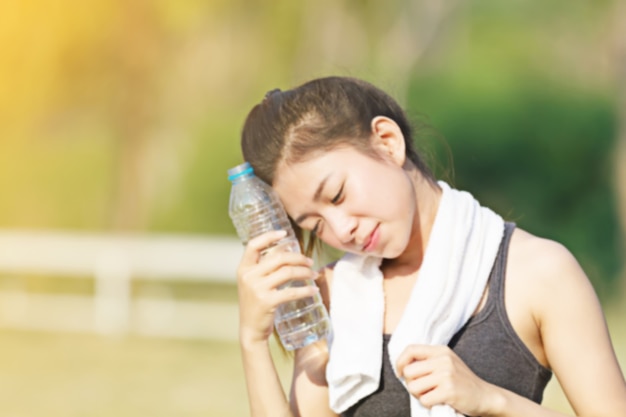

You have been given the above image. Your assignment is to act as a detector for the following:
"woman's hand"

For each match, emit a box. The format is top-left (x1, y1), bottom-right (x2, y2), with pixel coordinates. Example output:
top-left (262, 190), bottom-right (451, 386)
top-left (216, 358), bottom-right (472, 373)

top-left (236, 230), bottom-right (320, 347)
top-left (396, 345), bottom-right (500, 416)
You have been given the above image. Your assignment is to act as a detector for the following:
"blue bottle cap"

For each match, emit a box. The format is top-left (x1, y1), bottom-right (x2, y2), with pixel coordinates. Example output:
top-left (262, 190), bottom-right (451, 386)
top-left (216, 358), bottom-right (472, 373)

top-left (227, 162), bottom-right (254, 181)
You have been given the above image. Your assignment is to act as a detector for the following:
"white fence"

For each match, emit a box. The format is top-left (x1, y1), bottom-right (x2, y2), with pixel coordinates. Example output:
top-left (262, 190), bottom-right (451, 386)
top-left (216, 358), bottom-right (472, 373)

top-left (0, 230), bottom-right (244, 341)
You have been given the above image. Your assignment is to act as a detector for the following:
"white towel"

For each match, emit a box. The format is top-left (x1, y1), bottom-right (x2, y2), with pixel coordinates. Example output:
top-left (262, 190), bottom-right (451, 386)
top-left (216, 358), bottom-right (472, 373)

top-left (326, 181), bottom-right (504, 416)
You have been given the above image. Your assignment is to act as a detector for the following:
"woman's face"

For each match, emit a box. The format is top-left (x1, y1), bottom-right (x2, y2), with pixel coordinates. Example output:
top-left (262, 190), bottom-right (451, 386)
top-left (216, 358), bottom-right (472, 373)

top-left (273, 145), bottom-right (417, 259)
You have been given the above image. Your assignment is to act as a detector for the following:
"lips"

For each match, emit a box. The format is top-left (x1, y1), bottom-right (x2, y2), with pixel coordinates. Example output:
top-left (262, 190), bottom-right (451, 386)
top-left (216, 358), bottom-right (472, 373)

top-left (362, 225), bottom-right (380, 252)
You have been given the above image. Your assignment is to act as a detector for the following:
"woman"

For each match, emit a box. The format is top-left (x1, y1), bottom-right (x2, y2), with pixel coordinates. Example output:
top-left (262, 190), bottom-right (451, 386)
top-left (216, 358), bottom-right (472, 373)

top-left (235, 76), bottom-right (626, 416)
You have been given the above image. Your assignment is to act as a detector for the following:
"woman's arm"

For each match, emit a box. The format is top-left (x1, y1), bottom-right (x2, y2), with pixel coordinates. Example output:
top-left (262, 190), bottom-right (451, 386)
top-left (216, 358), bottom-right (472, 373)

top-left (495, 235), bottom-right (626, 416)
top-left (241, 339), bottom-right (293, 417)
top-left (237, 230), bottom-right (322, 417)
top-left (241, 318), bottom-right (336, 417)
top-left (396, 232), bottom-right (626, 416)
top-left (289, 339), bottom-right (338, 417)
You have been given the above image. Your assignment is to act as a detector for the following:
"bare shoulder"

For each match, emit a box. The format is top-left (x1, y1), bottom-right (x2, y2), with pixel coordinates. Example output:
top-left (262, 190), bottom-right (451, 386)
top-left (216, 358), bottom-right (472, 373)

top-left (507, 226), bottom-right (597, 321)
top-left (504, 227), bottom-right (605, 368)
top-left (509, 227), bottom-right (580, 271)
top-left (508, 227), bottom-right (587, 287)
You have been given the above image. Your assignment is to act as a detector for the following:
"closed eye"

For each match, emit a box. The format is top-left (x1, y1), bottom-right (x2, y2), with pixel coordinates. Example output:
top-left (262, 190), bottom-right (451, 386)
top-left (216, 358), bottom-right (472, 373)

top-left (331, 184), bottom-right (344, 205)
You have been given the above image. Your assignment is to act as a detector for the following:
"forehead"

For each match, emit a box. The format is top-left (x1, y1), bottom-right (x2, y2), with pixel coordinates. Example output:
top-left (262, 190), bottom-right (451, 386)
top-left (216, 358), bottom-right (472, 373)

top-left (272, 147), bottom-right (365, 205)
top-left (273, 151), bottom-right (335, 197)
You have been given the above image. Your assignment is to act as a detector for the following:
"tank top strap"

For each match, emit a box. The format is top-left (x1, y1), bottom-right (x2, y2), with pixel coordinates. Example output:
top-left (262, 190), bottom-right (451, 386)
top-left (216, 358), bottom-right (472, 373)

top-left (470, 221), bottom-right (516, 323)
top-left (489, 221), bottom-right (516, 301)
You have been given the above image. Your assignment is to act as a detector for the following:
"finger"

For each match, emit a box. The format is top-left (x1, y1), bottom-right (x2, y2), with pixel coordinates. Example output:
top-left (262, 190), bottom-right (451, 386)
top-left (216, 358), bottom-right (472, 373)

top-left (246, 254), bottom-right (314, 288)
top-left (270, 282), bottom-right (320, 306)
top-left (241, 230), bottom-right (288, 264)
top-left (416, 386), bottom-right (448, 410)
top-left (238, 257), bottom-right (316, 296)
top-left (405, 373), bottom-right (439, 401)
top-left (395, 345), bottom-right (435, 374)
top-left (257, 250), bottom-right (314, 274)
top-left (396, 345), bottom-right (446, 377)
top-left (264, 265), bottom-right (319, 290)
top-left (401, 357), bottom-right (435, 381)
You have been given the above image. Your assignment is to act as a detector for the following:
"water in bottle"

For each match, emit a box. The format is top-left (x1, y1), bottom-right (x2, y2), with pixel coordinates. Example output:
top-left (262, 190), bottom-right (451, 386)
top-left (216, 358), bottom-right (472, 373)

top-left (227, 162), bottom-right (331, 350)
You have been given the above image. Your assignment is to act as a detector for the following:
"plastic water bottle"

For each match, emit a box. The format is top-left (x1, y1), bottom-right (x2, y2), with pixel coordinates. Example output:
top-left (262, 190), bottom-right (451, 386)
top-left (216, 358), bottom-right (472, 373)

top-left (227, 162), bottom-right (331, 350)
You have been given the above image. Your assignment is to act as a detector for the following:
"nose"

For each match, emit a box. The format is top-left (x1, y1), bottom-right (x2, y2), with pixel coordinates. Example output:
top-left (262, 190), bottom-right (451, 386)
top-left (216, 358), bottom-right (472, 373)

top-left (327, 210), bottom-right (357, 244)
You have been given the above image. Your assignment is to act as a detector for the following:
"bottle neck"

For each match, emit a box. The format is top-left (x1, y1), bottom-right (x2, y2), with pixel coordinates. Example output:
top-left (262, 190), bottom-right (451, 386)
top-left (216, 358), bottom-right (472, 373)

top-left (228, 162), bottom-right (255, 183)
top-left (230, 173), bottom-right (255, 184)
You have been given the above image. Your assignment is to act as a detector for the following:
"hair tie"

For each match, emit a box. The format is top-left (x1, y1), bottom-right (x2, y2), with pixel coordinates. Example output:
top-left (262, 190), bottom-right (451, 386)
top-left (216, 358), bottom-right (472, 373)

top-left (264, 88), bottom-right (282, 101)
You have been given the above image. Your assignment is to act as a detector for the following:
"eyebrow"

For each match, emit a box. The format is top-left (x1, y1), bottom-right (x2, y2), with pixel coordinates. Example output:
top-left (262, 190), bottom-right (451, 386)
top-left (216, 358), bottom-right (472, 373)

top-left (293, 173), bottom-right (331, 224)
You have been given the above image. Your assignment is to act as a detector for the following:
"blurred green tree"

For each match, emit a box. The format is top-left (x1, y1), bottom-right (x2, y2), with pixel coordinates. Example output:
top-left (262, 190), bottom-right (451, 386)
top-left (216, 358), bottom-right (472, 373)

top-left (409, 75), bottom-right (620, 300)
top-left (0, 0), bottom-right (622, 299)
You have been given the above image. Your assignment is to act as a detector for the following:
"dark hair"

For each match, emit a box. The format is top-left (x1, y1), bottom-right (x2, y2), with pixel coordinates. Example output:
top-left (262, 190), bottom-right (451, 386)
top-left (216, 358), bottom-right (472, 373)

top-left (240, 76), bottom-right (434, 256)
top-left (241, 76), bottom-right (434, 185)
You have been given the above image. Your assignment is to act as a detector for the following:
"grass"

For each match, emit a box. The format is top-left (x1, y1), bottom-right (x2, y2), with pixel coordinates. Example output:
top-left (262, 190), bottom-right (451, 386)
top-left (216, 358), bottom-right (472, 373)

top-left (0, 330), bottom-right (246, 417)
top-left (0, 303), bottom-right (623, 416)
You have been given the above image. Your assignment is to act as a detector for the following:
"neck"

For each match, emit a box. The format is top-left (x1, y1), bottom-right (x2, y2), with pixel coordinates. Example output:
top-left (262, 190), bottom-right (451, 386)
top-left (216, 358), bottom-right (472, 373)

top-left (383, 172), bottom-right (441, 273)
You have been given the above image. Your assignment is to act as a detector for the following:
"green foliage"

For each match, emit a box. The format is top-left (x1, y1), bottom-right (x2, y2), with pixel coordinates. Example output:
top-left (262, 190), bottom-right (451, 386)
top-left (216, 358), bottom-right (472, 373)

top-left (0, 0), bottom-right (620, 299)
top-left (148, 113), bottom-right (245, 235)
top-left (408, 73), bottom-right (621, 300)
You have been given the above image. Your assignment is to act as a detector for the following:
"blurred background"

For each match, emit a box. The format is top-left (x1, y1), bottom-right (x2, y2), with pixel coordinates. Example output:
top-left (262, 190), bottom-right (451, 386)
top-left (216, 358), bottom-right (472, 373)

top-left (0, 0), bottom-right (624, 416)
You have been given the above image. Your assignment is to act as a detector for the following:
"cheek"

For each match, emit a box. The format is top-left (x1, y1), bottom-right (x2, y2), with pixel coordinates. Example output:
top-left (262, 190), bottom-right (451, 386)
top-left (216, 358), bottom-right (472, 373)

top-left (391, 177), bottom-right (417, 230)
top-left (380, 176), bottom-right (417, 253)
top-left (363, 173), bottom-right (415, 220)
top-left (315, 223), bottom-right (343, 248)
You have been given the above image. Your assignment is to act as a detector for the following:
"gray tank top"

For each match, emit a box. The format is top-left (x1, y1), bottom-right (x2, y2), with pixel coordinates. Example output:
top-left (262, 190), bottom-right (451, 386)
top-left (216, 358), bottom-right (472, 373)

top-left (342, 222), bottom-right (552, 417)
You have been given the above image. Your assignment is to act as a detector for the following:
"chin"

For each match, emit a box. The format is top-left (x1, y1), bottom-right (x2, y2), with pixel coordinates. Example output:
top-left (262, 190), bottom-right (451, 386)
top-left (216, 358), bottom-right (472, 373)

top-left (382, 238), bottom-right (410, 259)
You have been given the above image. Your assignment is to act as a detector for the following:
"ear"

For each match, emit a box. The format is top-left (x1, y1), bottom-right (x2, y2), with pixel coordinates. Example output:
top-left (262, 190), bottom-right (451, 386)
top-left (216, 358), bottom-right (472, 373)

top-left (370, 116), bottom-right (406, 167)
